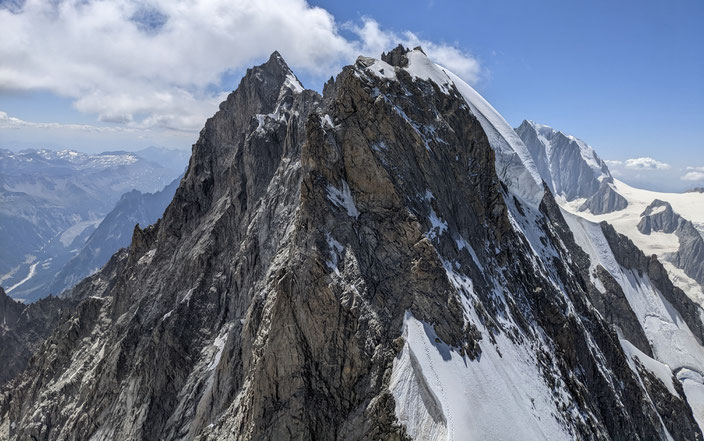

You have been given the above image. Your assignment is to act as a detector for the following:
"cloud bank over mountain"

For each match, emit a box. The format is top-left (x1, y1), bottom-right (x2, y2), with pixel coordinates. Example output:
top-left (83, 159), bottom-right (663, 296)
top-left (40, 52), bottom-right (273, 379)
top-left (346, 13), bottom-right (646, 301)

top-left (0, 0), bottom-right (480, 132)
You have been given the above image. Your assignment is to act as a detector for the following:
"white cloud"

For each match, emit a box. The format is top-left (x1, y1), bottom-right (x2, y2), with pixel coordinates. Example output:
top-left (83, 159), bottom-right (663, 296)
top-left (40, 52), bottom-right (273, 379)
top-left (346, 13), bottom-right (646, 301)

top-left (0, 110), bottom-right (137, 132)
top-left (604, 159), bottom-right (623, 167)
top-left (624, 157), bottom-right (671, 170)
top-left (0, 0), bottom-right (481, 132)
top-left (346, 19), bottom-right (480, 83)
top-left (682, 167), bottom-right (704, 181)
top-left (0, 110), bottom-right (196, 151)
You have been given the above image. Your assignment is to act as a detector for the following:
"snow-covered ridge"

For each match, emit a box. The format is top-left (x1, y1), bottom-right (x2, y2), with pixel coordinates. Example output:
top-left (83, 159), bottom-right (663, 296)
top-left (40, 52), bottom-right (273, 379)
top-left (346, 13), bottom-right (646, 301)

top-left (361, 48), bottom-right (545, 208)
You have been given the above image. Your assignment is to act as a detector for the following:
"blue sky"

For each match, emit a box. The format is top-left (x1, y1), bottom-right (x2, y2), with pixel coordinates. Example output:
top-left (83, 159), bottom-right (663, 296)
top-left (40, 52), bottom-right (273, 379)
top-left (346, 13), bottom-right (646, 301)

top-left (1, 0), bottom-right (702, 191)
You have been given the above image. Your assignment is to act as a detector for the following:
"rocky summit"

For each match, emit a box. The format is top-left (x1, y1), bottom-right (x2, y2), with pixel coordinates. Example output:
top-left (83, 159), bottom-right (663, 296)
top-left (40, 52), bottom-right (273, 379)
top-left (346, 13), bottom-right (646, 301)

top-left (1, 47), bottom-right (703, 440)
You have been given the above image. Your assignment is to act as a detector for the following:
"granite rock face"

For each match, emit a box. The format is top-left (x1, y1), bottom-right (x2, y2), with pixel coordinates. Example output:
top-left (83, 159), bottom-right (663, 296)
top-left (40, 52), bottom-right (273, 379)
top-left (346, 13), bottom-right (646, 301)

top-left (1, 48), bottom-right (701, 440)
top-left (0, 287), bottom-right (72, 385)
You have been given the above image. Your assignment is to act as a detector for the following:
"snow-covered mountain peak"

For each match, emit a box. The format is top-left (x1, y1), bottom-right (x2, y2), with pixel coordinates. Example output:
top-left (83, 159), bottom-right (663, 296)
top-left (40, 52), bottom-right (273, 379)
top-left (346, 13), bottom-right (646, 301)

top-left (526, 119), bottom-right (704, 309)
top-left (403, 48), bottom-right (454, 94)
top-left (516, 119), bottom-right (618, 208)
top-left (519, 120), bottom-right (610, 179)
top-left (360, 45), bottom-right (545, 207)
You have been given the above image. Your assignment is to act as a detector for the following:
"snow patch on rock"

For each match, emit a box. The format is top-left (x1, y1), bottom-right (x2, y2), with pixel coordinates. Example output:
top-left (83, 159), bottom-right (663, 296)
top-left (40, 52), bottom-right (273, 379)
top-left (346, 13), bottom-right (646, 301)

top-left (326, 180), bottom-right (360, 218)
top-left (325, 233), bottom-right (344, 275)
top-left (137, 249), bottom-right (156, 265)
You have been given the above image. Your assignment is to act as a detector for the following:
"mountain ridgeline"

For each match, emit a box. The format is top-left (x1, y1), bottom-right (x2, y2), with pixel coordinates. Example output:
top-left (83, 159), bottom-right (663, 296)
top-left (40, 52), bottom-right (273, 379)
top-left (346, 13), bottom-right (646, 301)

top-left (1, 47), bottom-right (703, 440)
top-left (516, 120), bottom-right (704, 306)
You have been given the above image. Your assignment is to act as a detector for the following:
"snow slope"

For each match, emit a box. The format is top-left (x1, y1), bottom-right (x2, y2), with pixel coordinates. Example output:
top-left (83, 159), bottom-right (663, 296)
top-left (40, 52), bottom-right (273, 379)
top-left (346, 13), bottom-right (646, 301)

top-left (399, 49), bottom-right (544, 208)
top-left (563, 179), bottom-right (704, 300)
top-left (564, 210), bottom-right (704, 430)
top-left (566, 179), bottom-right (704, 237)
top-left (391, 312), bottom-right (571, 441)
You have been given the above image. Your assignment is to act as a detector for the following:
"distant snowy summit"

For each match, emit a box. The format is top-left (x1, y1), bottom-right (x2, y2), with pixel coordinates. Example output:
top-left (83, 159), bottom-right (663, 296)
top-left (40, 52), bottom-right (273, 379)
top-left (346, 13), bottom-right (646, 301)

top-left (516, 120), bottom-right (628, 214)
top-left (516, 120), bottom-right (611, 199)
top-left (1, 148), bottom-right (139, 171)
top-left (516, 120), bottom-right (704, 304)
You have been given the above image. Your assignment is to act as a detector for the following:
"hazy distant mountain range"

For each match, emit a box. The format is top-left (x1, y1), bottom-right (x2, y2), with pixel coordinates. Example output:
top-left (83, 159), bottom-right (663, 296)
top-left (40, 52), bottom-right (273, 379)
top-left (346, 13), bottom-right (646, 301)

top-left (0, 148), bottom-right (186, 302)
top-left (49, 176), bottom-right (180, 296)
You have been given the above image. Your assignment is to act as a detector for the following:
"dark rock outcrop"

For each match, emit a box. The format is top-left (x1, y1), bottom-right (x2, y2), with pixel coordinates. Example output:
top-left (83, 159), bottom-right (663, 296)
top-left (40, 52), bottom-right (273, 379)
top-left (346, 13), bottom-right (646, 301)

top-left (592, 265), bottom-right (653, 355)
top-left (579, 180), bottom-right (629, 214)
top-left (671, 222), bottom-right (704, 286)
top-left (637, 199), bottom-right (680, 234)
top-left (636, 361), bottom-right (703, 440)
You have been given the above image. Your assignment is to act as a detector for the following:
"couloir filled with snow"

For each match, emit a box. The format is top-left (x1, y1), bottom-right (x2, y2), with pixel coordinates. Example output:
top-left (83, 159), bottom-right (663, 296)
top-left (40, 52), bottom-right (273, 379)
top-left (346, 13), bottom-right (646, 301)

top-left (390, 311), bottom-right (572, 441)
